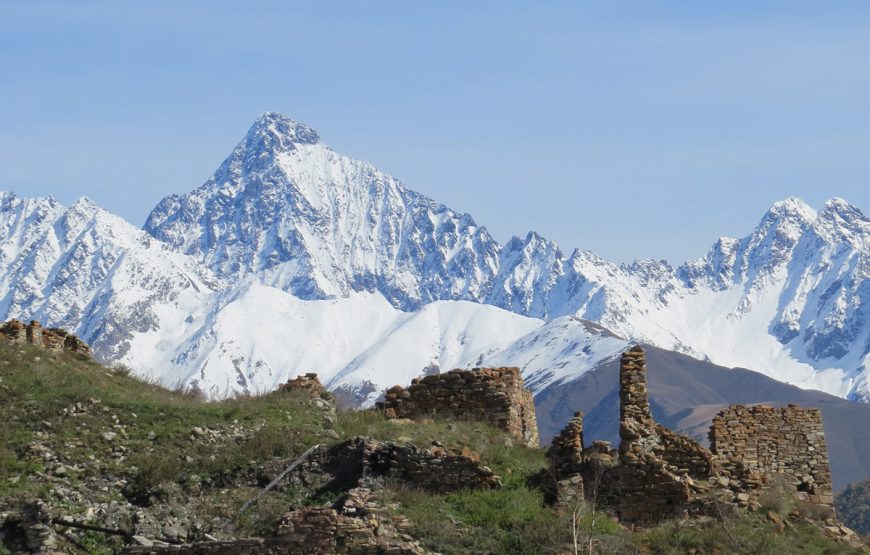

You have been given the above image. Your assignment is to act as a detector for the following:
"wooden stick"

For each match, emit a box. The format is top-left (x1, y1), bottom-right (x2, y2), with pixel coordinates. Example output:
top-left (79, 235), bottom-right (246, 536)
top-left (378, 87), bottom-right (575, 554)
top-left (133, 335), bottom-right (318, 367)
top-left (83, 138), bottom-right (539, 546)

top-left (51, 518), bottom-right (133, 539)
top-left (235, 443), bottom-right (320, 518)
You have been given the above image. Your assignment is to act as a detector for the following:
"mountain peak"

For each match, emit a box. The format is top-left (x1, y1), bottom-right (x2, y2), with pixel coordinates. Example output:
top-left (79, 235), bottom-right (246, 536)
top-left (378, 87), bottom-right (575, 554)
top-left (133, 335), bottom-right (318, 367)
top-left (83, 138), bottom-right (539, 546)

top-left (817, 197), bottom-right (869, 244)
top-left (822, 197), bottom-right (865, 220)
top-left (765, 197), bottom-right (817, 223)
top-left (71, 196), bottom-right (100, 210)
top-left (246, 112), bottom-right (320, 147)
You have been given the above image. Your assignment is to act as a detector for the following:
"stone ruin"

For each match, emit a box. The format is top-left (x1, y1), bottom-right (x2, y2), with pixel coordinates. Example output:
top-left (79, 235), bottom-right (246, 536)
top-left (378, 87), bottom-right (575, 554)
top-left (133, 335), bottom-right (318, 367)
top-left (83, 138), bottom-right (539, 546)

top-left (124, 499), bottom-right (431, 555)
top-left (124, 494), bottom-right (431, 555)
top-left (0, 319), bottom-right (91, 357)
top-left (376, 367), bottom-right (540, 448)
top-left (709, 404), bottom-right (833, 505)
top-left (278, 372), bottom-right (328, 398)
top-left (320, 437), bottom-right (500, 494)
top-left (121, 437), bottom-right (500, 555)
top-left (547, 345), bottom-right (834, 524)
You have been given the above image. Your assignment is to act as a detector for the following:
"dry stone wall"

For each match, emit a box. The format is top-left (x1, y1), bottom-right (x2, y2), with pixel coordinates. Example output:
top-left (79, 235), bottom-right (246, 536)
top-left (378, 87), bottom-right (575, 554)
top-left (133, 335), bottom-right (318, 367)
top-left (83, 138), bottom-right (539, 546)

top-left (709, 404), bottom-right (833, 505)
top-left (548, 411), bottom-right (585, 479)
top-left (376, 367), bottom-right (540, 447)
top-left (325, 437), bottom-right (500, 493)
top-left (123, 505), bottom-right (430, 555)
top-left (547, 412), bottom-right (586, 504)
top-left (0, 320), bottom-right (91, 357)
top-left (278, 373), bottom-right (327, 398)
top-left (123, 476), bottom-right (436, 555)
top-left (618, 347), bottom-right (659, 455)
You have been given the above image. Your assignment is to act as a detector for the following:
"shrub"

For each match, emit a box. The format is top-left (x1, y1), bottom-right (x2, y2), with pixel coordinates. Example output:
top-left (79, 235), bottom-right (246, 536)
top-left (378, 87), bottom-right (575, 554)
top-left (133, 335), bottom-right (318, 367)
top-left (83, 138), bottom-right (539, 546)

top-left (758, 487), bottom-right (792, 514)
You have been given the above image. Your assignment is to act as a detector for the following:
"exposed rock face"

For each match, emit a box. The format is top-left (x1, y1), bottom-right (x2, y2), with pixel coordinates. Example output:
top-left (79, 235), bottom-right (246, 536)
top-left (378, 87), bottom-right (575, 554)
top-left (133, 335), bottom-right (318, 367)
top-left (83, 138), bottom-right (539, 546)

top-left (0, 320), bottom-right (91, 357)
top-left (548, 346), bottom-right (836, 525)
top-left (376, 367), bottom-right (540, 447)
top-left (710, 404), bottom-right (833, 505)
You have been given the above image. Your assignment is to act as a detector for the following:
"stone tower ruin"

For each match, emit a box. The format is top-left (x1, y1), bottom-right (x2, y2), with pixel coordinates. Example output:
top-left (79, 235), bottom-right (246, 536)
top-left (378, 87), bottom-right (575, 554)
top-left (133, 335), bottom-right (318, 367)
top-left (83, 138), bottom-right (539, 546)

top-left (377, 367), bottom-right (540, 448)
top-left (547, 346), bottom-right (834, 524)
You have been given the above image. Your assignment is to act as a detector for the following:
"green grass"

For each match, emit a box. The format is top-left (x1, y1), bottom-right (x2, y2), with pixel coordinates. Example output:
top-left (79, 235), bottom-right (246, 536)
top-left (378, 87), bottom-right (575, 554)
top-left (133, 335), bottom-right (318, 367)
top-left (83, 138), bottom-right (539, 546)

top-left (1, 341), bottom-right (864, 555)
top-left (0, 341), bottom-right (329, 538)
top-left (335, 407), bottom-right (548, 483)
top-left (381, 484), bottom-right (573, 554)
top-left (635, 512), bottom-right (861, 555)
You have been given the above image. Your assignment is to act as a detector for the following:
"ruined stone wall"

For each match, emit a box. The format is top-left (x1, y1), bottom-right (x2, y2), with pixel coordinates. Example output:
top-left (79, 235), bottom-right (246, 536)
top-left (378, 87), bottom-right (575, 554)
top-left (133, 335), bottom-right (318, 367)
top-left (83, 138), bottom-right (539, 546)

top-left (278, 372), bottom-right (327, 398)
top-left (656, 425), bottom-right (718, 479)
top-left (609, 347), bottom-right (705, 521)
top-left (376, 367), bottom-right (540, 447)
top-left (547, 346), bottom-right (836, 525)
top-left (122, 485), bottom-right (433, 555)
top-left (123, 506), bottom-right (429, 554)
top-left (709, 404), bottom-right (833, 505)
top-left (547, 412), bottom-right (586, 505)
top-left (618, 346), bottom-right (659, 455)
top-left (326, 437), bottom-right (500, 494)
top-left (379, 442), bottom-right (500, 492)
top-left (0, 320), bottom-right (91, 357)
top-left (548, 411), bottom-right (585, 480)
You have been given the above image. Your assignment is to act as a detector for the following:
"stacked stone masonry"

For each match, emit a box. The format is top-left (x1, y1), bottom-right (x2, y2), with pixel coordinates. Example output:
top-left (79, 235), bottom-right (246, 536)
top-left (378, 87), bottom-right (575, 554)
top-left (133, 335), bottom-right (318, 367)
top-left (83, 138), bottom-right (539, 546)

top-left (710, 404), bottom-right (833, 505)
top-left (278, 373), bottom-right (327, 398)
top-left (122, 460), bottom-right (443, 555)
top-left (548, 346), bottom-right (835, 525)
top-left (547, 411), bottom-right (586, 503)
top-left (325, 437), bottom-right (501, 493)
top-left (376, 367), bottom-right (540, 447)
top-left (618, 347), bottom-right (659, 455)
top-left (0, 319), bottom-right (91, 356)
top-left (123, 505), bottom-right (430, 555)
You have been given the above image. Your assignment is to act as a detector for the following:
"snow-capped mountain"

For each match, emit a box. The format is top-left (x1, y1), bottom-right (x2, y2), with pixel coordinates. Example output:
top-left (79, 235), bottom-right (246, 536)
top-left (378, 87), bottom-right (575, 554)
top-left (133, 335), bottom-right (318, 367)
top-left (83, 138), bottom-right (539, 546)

top-left (141, 113), bottom-right (869, 401)
top-left (0, 191), bottom-right (628, 402)
top-left (1, 112), bottom-right (867, 404)
top-left (144, 113), bottom-right (501, 308)
top-left (0, 191), bottom-right (219, 364)
top-left (157, 281), bottom-right (629, 402)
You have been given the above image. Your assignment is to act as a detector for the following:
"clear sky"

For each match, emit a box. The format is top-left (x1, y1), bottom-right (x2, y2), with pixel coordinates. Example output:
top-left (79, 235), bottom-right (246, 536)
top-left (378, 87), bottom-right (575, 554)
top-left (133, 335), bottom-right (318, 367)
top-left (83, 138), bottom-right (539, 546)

top-left (2, 1), bottom-right (869, 264)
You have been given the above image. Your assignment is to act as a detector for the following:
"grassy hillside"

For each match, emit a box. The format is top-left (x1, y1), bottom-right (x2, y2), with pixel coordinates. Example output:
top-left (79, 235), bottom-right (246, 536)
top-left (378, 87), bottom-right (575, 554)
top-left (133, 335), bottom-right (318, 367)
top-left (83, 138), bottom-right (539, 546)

top-left (0, 340), bottom-right (864, 554)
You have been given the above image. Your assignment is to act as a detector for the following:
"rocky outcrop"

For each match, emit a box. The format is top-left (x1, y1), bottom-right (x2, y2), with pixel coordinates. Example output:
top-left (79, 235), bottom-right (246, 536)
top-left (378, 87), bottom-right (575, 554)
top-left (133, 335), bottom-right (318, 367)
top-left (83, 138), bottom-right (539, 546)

top-left (0, 320), bottom-right (91, 357)
top-left (376, 367), bottom-right (540, 447)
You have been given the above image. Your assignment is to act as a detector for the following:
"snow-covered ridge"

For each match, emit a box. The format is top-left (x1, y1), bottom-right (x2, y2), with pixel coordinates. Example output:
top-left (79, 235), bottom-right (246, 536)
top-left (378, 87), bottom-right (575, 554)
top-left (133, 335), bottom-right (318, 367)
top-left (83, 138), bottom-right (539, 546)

top-left (0, 188), bottom-right (627, 402)
top-left (1, 113), bottom-right (867, 402)
top-left (0, 191), bottom-right (220, 366)
top-left (141, 113), bottom-right (869, 401)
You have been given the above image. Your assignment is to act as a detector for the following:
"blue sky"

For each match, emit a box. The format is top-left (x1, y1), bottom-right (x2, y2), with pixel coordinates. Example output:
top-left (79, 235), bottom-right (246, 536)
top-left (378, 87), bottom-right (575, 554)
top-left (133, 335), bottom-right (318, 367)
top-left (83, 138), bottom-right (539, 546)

top-left (2, 1), bottom-right (869, 263)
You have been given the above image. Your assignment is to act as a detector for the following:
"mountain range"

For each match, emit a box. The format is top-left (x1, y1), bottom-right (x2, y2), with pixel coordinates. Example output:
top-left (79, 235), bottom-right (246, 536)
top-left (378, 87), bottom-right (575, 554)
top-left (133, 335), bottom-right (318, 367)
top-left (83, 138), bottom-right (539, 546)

top-left (1, 112), bottom-right (867, 415)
